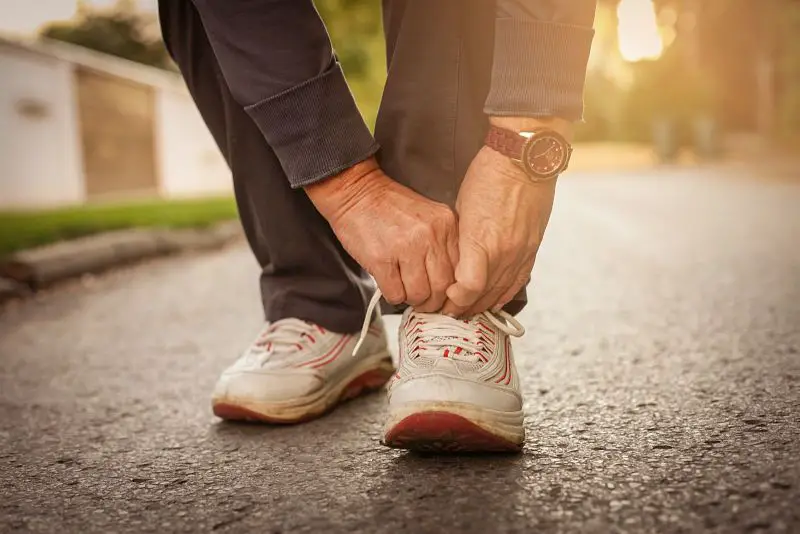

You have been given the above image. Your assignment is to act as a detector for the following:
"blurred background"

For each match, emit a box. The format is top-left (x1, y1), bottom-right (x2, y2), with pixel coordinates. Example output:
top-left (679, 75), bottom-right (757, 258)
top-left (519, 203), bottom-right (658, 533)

top-left (0, 0), bottom-right (798, 257)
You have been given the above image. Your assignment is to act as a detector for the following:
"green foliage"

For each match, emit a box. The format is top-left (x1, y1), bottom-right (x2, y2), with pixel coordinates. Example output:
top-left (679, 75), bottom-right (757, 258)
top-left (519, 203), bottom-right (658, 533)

top-left (41, 1), bottom-right (173, 70)
top-left (0, 197), bottom-right (238, 258)
top-left (316, 0), bottom-right (386, 128)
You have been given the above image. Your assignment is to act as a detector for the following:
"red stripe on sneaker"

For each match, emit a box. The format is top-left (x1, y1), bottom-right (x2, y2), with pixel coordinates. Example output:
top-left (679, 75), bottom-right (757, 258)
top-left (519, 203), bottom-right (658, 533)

top-left (495, 357), bottom-right (508, 383)
top-left (495, 337), bottom-right (512, 384)
top-left (300, 335), bottom-right (349, 368)
top-left (309, 335), bottom-right (352, 369)
top-left (504, 337), bottom-right (512, 384)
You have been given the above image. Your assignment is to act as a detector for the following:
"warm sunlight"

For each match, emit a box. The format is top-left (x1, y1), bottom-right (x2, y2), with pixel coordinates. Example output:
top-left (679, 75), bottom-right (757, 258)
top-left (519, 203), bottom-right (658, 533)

top-left (617, 0), bottom-right (664, 62)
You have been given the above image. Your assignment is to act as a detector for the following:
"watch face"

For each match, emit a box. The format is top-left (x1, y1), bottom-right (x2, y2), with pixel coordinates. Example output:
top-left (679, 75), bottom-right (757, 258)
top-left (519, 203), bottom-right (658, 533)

top-left (524, 133), bottom-right (568, 179)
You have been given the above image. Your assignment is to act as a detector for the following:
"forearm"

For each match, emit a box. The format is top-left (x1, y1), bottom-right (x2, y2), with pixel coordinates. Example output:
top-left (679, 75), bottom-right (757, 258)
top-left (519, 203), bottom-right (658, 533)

top-left (485, 0), bottom-right (598, 122)
top-left (190, 0), bottom-right (378, 188)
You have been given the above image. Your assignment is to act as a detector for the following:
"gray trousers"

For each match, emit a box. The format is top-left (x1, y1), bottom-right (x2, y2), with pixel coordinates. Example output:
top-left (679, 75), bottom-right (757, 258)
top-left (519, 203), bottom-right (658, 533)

top-left (160, 0), bottom-right (525, 334)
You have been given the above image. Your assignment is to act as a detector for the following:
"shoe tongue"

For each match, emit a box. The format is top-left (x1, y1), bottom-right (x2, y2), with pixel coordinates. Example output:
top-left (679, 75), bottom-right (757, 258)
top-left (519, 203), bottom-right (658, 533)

top-left (255, 319), bottom-right (312, 352)
top-left (408, 312), bottom-right (485, 362)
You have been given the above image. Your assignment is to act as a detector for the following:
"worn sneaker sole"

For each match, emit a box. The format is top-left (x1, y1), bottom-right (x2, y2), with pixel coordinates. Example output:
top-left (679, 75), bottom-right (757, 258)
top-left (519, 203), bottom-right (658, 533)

top-left (212, 352), bottom-right (394, 424)
top-left (383, 401), bottom-right (524, 453)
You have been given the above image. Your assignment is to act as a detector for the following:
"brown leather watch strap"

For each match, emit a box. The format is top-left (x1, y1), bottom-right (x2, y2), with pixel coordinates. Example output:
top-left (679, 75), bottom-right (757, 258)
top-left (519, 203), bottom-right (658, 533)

top-left (484, 125), bottom-right (526, 160)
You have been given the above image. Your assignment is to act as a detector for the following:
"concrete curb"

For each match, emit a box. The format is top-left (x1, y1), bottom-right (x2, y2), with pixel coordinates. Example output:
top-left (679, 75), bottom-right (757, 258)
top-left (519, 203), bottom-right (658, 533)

top-left (0, 221), bottom-right (242, 299)
top-left (0, 277), bottom-right (30, 302)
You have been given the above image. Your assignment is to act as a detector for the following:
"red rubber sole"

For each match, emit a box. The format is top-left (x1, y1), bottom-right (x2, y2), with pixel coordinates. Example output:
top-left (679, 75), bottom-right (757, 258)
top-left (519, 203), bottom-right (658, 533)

top-left (383, 411), bottom-right (522, 453)
top-left (212, 364), bottom-right (393, 424)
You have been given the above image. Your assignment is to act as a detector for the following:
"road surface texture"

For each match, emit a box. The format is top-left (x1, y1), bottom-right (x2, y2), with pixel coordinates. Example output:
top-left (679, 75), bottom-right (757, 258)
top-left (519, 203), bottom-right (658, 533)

top-left (1, 168), bottom-right (799, 534)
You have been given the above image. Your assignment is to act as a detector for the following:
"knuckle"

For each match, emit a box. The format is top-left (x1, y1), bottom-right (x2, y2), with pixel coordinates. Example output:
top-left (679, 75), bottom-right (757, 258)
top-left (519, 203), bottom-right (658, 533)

top-left (437, 208), bottom-right (457, 228)
top-left (406, 287), bottom-right (431, 306)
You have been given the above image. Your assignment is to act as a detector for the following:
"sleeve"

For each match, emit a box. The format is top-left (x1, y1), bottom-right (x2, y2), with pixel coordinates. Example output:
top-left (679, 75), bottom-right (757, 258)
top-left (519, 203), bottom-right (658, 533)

top-left (484, 0), bottom-right (598, 122)
top-left (190, 0), bottom-right (379, 188)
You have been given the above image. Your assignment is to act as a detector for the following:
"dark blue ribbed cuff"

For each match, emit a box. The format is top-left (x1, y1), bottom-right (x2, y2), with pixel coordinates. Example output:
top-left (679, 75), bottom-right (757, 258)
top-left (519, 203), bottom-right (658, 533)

top-left (245, 63), bottom-right (379, 188)
top-left (485, 19), bottom-right (595, 122)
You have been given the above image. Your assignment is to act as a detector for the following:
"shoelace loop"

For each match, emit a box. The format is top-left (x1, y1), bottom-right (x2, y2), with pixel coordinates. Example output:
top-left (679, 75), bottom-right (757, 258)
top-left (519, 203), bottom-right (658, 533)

top-left (351, 290), bottom-right (525, 357)
top-left (250, 319), bottom-right (320, 365)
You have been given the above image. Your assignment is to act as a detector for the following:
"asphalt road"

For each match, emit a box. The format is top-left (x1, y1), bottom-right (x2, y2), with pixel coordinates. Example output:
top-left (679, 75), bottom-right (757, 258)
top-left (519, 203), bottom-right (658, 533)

top-left (1, 167), bottom-right (799, 534)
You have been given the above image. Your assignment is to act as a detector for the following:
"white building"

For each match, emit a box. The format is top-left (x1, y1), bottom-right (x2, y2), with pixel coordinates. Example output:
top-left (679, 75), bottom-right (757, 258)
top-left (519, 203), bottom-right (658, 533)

top-left (0, 34), bottom-right (230, 209)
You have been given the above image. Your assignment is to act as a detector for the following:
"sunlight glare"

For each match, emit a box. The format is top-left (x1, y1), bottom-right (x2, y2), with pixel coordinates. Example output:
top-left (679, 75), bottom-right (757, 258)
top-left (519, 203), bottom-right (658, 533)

top-left (617, 0), bottom-right (664, 62)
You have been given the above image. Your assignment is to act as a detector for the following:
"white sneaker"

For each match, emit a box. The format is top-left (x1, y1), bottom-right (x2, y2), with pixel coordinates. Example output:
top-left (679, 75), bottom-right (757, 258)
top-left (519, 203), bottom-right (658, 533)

top-left (211, 314), bottom-right (394, 423)
top-left (356, 293), bottom-right (526, 452)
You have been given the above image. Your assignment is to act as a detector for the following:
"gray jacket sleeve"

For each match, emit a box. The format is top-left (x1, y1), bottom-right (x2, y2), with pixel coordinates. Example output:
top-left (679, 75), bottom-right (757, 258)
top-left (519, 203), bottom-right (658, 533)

top-left (190, 0), bottom-right (378, 188)
top-left (485, 0), bottom-right (598, 121)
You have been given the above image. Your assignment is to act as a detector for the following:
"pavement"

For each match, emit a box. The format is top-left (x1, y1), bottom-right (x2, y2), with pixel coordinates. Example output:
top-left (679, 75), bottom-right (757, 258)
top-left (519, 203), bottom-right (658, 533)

top-left (1, 166), bottom-right (799, 534)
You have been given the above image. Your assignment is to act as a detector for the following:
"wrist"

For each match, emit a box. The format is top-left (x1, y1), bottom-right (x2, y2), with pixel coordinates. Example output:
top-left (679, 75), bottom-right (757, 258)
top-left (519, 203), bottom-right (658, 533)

top-left (304, 157), bottom-right (385, 223)
top-left (489, 116), bottom-right (574, 143)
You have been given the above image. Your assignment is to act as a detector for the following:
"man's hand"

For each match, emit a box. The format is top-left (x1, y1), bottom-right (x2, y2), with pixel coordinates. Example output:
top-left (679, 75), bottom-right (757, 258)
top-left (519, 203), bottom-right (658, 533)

top-left (306, 158), bottom-right (459, 312)
top-left (441, 117), bottom-right (571, 317)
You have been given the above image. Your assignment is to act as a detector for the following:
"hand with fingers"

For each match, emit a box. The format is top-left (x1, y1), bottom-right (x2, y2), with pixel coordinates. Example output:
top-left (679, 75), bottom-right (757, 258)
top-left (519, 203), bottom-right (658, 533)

top-left (306, 157), bottom-right (459, 313)
top-left (440, 143), bottom-right (557, 318)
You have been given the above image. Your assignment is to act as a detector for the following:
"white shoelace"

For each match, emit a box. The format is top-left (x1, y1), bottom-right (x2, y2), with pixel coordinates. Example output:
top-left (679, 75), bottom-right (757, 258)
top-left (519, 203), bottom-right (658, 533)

top-left (351, 290), bottom-right (525, 357)
top-left (249, 318), bottom-right (318, 365)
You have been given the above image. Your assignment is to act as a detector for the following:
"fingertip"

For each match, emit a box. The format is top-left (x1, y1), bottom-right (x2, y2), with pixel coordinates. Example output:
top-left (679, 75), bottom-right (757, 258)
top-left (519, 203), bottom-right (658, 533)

top-left (446, 282), bottom-right (475, 310)
top-left (445, 282), bottom-right (460, 301)
top-left (440, 300), bottom-right (468, 319)
top-left (439, 302), bottom-right (457, 318)
top-left (383, 290), bottom-right (406, 306)
top-left (417, 294), bottom-right (446, 314)
top-left (414, 302), bottom-right (434, 313)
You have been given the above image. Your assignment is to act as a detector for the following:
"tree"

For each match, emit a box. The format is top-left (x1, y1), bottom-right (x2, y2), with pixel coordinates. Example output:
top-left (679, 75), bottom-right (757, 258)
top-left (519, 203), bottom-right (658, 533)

top-left (316, 0), bottom-right (386, 128)
top-left (40, 0), bottom-right (173, 71)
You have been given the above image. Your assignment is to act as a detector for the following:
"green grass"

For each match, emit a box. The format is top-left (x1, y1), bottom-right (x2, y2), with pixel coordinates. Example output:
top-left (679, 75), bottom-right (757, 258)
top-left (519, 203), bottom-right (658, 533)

top-left (0, 196), bottom-right (238, 258)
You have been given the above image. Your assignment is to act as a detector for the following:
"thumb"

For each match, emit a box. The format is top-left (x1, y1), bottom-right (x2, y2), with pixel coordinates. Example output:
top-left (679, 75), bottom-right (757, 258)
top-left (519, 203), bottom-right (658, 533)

top-left (442, 242), bottom-right (488, 317)
top-left (445, 214), bottom-right (460, 268)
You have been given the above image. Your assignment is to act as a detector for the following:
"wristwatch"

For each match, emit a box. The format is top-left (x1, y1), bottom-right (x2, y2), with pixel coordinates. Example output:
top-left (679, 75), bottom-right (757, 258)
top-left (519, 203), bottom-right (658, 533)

top-left (484, 125), bottom-right (572, 181)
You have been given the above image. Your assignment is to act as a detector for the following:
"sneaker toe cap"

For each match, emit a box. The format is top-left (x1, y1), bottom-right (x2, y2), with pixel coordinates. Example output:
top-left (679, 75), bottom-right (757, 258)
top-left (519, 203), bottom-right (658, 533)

top-left (213, 369), bottom-right (323, 403)
top-left (388, 373), bottom-right (522, 413)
